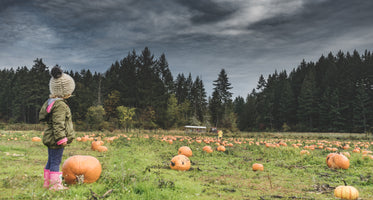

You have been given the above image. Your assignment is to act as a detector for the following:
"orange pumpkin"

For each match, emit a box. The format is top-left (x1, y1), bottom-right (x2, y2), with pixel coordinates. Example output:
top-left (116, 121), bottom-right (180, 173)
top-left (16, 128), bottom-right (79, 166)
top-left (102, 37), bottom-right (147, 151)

top-left (62, 155), bottom-right (102, 184)
top-left (217, 145), bottom-right (226, 152)
top-left (170, 155), bottom-right (191, 171)
top-left (178, 146), bottom-right (193, 157)
top-left (252, 163), bottom-right (264, 171)
top-left (362, 150), bottom-right (373, 155)
top-left (96, 145), bottom-right (108, 152)
top-left (326, 153), bottom-right (349, 169)
top-left (352, 148), bottom-right (360, 153)
top-left (91, 140), bottom-right (104, 150)
top-left (81, 136), bottom-right (89, 142)
top-left (300, 150), bottom-right (310, 155)
top-left (334, 185), bottom-right (359, 200)
top-left (32, 137), bottom-right (42, 142)
top-left (202, 146), bottom-right (213, 153)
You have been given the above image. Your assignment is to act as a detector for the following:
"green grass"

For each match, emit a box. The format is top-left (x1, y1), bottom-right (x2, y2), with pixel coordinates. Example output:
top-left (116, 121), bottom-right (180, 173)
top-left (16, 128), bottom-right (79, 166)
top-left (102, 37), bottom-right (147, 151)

top-left (0, 130), bottom-right (372, 199)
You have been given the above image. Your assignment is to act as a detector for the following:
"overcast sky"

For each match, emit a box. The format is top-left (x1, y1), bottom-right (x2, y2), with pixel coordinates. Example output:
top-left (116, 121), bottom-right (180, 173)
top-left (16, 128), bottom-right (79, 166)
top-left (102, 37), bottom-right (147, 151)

top-left (1, 0), bottom-right (373, 98)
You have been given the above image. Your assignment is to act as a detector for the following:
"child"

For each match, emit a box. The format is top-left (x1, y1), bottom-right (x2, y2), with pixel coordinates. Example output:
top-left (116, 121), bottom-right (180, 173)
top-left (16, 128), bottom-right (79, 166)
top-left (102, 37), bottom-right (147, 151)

top-left (39, 66), bottom-right (75, 191)
top-left (218, 130), bottom-right (223, 140)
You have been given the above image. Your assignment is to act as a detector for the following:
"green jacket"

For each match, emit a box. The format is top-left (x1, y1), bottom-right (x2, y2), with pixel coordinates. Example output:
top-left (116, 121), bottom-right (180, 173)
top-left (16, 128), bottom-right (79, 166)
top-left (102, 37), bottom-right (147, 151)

top-left (39, 98), bottom-right (75, 149)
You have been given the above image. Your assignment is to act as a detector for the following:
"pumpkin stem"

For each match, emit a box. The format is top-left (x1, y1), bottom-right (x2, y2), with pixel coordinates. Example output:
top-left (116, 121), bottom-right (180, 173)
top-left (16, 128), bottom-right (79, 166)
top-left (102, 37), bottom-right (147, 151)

top-left (76, 174), bottom-right (85, 184)
top-left (342, 179), bottom-right (347, 186)
top-left (171, 161), bottom-right (175, 167)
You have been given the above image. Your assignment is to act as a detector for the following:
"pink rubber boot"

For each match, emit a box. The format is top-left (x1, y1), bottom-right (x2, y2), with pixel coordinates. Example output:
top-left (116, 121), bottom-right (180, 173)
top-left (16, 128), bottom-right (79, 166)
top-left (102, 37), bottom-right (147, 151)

top-left (43, 169), bottom-right (50, 188)
top-left (49, 171), bottom-right (68, 191)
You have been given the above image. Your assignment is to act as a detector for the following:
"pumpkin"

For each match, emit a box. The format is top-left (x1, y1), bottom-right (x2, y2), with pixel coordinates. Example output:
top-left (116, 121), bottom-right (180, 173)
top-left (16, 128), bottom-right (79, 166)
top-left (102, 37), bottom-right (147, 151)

top-left (96, 145), bottom-right (108, 152)
top-left (217, 145), bottom-right (226, 152)
top-left (91, 140), bottom-right (104, 150)
top-left (62, 155), bottom-right (102, 184)
top-left (352, 148), bottom-right (360, 153)
top-left (362, 150), bottom-right (373, 155)
top-left (81, 136), bottom-right (89, 142)
top-left (178, 146), bottom-right (193, 157)
top-left (32, 137), bottom-right (41, 142)
top-left (170, 155), bottom-right (191, 171)
top-left (202, 146), bottom-right (213, 153)
top-left (252, 163), bottom-right (264, 171)
top-left (326, 153), bottom-right (349, 169)
top-left (334, 185), bottom-right (359, 200)
top-left (300, 150), bottom-right (310, 155)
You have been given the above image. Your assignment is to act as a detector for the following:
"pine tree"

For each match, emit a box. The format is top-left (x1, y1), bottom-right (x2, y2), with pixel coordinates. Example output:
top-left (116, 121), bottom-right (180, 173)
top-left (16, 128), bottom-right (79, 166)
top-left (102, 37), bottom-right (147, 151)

top-left (256, 74), bottom-right (266, 91)
top-left (210, 69), bottom-right (233, 128)
top-left (175, 73), bottom-right (187, 104)
top-left (11, 67), bottom-right (31, 122)
top-left (137, 47), bottom-right (156, 108)
top-left (156, 53), bottom-right (174, 94)
top-left (120, 50), bottom-right (138, 107)
top-left (297, 66), bottom-right (318, 130)
top-left (209, 90), bottom-right (221, 127)
top-left (190, 76), bottom-right (207, 123)
top-left (352, 80), bottom-right (370, 132)
top-left (28, 59), bottom-right (50, 123)
top-left (0, 69), bottom-right (15, 121)
top-left (213, 69), bottom-right (232, 104)
top-left (278, 78), bottom-right (296, 128)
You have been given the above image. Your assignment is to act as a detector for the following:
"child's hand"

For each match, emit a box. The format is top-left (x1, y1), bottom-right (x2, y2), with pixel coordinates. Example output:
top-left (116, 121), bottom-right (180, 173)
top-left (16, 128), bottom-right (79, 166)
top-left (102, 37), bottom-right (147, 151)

top-left (61, 141), bottom-right (68, 146)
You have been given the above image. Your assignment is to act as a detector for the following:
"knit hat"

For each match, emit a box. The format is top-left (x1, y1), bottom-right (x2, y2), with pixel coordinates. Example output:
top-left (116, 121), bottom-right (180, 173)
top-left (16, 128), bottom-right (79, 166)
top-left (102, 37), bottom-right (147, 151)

top-left (49, 66), bottom-right (75, 98)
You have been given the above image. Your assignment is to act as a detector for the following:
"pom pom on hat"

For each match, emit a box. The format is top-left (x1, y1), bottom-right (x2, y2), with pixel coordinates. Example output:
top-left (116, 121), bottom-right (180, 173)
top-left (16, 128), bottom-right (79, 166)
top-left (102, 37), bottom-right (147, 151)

top-left (49, 66), bottom-right (75, 98)
top-left (51, 66), bottom-right (63, 79)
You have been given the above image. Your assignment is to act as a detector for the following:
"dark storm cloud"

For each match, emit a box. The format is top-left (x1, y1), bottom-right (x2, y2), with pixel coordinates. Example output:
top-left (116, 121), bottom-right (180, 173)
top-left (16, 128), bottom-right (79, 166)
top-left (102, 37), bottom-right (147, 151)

top-left (1, 0), bottom-right (373, 97)
top-left (176, 0), bottom-right (238, 24)
top-left (248, 0), bottom-right (373, 44)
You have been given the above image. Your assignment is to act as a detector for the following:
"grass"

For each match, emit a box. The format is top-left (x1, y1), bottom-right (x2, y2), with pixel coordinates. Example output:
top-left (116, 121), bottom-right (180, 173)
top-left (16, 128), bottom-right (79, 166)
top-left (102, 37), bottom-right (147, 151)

top-left (0, 130), bottom-right (372, 199)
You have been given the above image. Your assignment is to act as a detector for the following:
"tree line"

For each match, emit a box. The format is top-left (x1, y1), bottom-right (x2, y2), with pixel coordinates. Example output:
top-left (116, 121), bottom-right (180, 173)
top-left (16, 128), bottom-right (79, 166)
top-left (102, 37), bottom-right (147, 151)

top-left (0, 47), bottom-right (371, 133)
top-left (235, 50), bottom-right (372, 133)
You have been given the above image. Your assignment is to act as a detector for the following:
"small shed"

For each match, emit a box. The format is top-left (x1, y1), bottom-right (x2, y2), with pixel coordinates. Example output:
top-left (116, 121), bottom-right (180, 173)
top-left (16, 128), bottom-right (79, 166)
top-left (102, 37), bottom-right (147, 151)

top-left (184, 125), bottom-right (207, 133)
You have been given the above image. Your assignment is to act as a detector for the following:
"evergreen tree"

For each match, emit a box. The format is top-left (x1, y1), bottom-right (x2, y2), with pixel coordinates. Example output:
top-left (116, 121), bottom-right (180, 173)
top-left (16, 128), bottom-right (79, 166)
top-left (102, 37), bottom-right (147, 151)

top-left (256, 74), bottom-right (266, 91)
top-left (234, 96), bottom-right (246, 130)
top-left (352, 80), bottom-right (371, 132)
top-left (0, 69), bottom-right (14, 121)
top-left (209, 69), bottom-right (233, 129)
top-left (120, 50), bottom-right (138, 107)
top-left (28, 59), bottom-right (50, 123)
top-left (277, 76), bottom-right (296, 128)
top-left (190, 76), bottom-right (207, 123)
top-left (297, 65), bottom-right (318, 130)
top-left (209, 90), bottom-right (221, 127)
top-left (156, 53), bottom-right (174, 94)
top-left (213, 69), bottom-right (232, 104)
top-left (175, 73), bottom-right (187, 104)
top-left (11, 67), bottom-right (30, 122)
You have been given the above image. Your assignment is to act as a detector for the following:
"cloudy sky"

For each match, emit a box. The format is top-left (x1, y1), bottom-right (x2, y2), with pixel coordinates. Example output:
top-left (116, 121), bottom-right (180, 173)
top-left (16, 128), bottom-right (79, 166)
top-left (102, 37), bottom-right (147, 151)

top-left (1, 0), bottom-right (373, 98)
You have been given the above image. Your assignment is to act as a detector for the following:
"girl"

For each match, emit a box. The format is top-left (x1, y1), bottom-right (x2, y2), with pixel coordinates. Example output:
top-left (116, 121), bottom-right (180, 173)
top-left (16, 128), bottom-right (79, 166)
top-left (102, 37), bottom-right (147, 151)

top-left (39, 66), bottom-right (75, 191)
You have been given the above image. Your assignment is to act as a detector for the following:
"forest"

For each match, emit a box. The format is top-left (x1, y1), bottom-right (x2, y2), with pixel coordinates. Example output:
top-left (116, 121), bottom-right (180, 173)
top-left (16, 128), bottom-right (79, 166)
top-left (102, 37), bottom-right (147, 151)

top-left (0, 47), bottom-right (372, 133)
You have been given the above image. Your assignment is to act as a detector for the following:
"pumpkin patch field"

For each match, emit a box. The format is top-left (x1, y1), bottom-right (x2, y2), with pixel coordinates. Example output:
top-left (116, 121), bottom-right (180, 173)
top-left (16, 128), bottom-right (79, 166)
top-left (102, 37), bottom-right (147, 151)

top-left (1, 130), bottom-right (373, 199)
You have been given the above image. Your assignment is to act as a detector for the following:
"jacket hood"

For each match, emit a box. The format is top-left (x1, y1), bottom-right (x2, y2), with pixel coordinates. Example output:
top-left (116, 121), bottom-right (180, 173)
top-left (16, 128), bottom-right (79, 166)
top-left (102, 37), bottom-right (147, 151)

top-left (39, 98), bottom-right (62, 122)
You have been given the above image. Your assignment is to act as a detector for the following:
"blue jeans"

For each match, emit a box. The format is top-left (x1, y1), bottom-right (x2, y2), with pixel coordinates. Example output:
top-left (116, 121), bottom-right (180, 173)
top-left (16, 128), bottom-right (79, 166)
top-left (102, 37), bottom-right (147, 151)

top-left (45, 147), bottom-right (64, 172)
